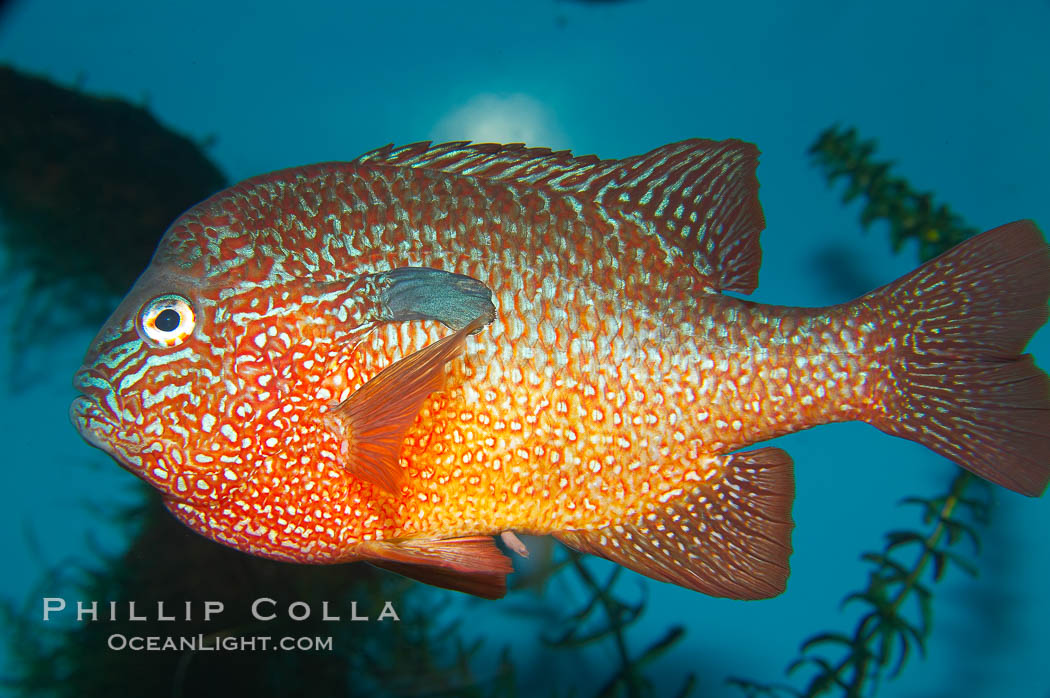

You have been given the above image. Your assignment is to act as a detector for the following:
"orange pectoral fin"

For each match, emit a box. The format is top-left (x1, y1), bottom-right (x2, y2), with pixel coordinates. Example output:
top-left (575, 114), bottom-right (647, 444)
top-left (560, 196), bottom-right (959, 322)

top-left (325, 316), bottom-right (489, 494)
top-left (361, 536), bottom-right (514, 599)
top-left (556, 447), bottom-right (795, 600)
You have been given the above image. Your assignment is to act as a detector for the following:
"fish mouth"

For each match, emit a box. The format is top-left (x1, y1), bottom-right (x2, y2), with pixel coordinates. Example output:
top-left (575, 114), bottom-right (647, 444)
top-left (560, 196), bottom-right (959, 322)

top-left (70, 367), bottom-right (122, 456)
top-left (70, 394), bottom-right (114, 451)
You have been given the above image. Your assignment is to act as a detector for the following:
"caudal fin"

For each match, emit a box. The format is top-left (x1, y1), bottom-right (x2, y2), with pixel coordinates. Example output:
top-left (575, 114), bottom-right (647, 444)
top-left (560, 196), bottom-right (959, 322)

top-left (868, 220), bottom-right (1050, 496)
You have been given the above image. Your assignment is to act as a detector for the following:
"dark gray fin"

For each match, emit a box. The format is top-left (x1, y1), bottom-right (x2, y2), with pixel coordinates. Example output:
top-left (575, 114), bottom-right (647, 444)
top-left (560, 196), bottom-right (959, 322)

top-left (325, 316), bottom-right (488, 494)
top-left (361, 536), bottom-right (513, 599)
top-left (555, 447), bottom-right (794, 600)
top-left (357, 140), bottom-right (764, 293)
top-left (377, 267), bottom-right (495, 331)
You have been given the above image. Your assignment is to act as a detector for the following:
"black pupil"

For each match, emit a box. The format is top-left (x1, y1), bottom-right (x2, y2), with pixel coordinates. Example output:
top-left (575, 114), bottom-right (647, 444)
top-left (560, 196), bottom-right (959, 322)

top-left (155, 308), bottom-right (181, 333)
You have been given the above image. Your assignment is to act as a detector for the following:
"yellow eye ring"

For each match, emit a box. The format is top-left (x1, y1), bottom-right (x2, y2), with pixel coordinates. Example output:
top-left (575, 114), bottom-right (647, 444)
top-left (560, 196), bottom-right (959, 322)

top-left (140, 295), bottom-right (195, 347)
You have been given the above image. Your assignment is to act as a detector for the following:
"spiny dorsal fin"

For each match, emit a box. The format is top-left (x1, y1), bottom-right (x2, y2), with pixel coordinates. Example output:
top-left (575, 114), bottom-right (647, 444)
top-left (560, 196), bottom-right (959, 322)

top-left (356, 139), bottom-right (765, 294)
top-left (355, 140), bottom-right (599, 181)
top-left (555, 447), bottom-right (794, 599)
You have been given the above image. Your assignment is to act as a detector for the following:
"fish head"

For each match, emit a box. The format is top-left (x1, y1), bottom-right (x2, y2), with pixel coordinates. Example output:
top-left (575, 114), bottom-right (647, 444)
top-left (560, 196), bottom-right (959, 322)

top-left (70, 177), bottom-right (496, 512)
top-left (70, 257), bottom-right (228, 502)
top-left (66, 194), bottom-right (382, 508)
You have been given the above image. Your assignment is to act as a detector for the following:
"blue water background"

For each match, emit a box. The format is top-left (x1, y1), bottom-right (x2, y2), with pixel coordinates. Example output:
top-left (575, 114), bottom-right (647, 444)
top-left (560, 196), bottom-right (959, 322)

top-left (1, 1), bottom-right (1048, 695)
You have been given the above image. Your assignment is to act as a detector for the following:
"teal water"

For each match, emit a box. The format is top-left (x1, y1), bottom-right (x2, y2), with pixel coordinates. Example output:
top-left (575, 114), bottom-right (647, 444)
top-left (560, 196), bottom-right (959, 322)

top-left (1, 1), bottom-right (1048, 696)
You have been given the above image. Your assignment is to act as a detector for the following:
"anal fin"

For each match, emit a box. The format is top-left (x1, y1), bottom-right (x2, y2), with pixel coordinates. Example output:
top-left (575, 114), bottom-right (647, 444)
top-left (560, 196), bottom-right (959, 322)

top-left (361, 536), bottom-right (513, 599)
top-left (556, 447), bottom-right (794, 600)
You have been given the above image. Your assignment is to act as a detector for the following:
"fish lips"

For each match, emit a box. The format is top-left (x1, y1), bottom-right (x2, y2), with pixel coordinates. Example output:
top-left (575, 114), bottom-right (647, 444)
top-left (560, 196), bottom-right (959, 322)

top-left (69, 368), bottom-right (123, 458)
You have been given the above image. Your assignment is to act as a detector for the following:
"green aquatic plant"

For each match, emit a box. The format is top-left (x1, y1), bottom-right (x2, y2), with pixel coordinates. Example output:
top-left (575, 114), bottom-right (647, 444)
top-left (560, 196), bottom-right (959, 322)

top-left (729, 126), bottom-right (997, 698)
top-left (729, 472), bottom-right (990, 698)
top-left (540, 552), bottom-right (695, 698)
top-left (806, 126), bottom-right (979, 259)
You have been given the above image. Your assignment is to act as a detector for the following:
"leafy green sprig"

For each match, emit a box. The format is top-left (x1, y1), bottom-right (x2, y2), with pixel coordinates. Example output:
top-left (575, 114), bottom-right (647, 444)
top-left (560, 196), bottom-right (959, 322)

top-left (542, 552), bottom-right (695, 698)
top-left (807, 126), bottom-right (978, 260)
top-left (731, 472), bottom-right (990, 698)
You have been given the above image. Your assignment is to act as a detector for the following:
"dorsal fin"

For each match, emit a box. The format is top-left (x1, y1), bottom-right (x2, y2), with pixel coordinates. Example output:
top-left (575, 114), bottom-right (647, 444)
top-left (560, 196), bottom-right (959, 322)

top-left (356, 139), bottom-right (765, 293)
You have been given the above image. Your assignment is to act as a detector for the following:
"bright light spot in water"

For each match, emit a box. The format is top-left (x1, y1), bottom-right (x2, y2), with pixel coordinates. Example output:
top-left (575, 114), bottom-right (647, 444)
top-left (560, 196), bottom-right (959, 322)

top-left (430, 93), bottom-right (565, 146)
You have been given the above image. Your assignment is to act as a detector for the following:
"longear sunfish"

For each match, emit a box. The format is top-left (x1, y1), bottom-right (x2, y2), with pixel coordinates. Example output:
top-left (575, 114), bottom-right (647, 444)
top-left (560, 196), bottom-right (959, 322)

top-left (71, 139), bottom-right (1050, 599)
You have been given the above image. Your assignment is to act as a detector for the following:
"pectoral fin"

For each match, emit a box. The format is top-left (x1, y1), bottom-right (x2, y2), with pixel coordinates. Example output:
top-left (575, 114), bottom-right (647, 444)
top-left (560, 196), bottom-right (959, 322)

top-left (378, 267), bottom-right (496, 331)
top-left (326, 316), bottom-right (488, 494)
top-left (361, 536), bottom-right (514, 599)
top-left (556, 447), bottom-right (795, 600)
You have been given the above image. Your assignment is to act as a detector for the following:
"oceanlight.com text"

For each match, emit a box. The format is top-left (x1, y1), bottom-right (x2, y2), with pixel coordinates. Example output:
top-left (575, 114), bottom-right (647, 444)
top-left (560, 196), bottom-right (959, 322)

top-left (107, 634), bottom-right (333, 652)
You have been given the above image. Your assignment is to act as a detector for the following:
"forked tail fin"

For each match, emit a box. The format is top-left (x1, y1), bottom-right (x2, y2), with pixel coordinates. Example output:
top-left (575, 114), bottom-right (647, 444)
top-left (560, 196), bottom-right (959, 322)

top-left (867, 220), bottom-right (1050, 496)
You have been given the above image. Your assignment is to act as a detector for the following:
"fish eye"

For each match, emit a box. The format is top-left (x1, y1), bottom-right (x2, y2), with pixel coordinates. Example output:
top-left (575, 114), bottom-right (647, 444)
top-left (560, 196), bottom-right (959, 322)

top-left (139, 295), bottom-right (195, 347)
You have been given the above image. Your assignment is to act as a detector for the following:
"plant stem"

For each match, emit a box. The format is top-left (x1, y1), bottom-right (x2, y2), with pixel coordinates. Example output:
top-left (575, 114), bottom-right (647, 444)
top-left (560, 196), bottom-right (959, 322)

top-left (819, 471), bottom-right (972, 697)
